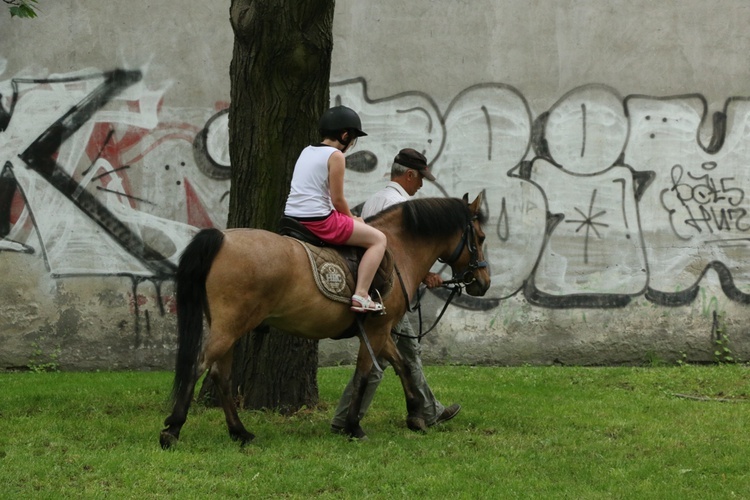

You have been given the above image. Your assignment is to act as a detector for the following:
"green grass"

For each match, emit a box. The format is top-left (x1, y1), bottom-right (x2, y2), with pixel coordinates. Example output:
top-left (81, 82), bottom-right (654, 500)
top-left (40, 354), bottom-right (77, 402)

top-left (1, 365), bottom-right (750, 498)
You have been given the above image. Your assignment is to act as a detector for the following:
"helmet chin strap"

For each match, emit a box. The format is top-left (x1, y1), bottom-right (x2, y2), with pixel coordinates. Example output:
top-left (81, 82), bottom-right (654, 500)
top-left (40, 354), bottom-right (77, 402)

top-left (338, 131), bottom-right (355, 151)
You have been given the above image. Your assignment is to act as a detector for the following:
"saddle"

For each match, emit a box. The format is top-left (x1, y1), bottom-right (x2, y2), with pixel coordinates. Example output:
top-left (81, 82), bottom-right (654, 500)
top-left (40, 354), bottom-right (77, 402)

top-left (278, 216), bottom-right (394, 305)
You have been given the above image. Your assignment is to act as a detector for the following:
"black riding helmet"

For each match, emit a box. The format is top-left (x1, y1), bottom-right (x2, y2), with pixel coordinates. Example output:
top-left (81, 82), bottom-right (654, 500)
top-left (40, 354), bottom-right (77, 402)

top-left (318, 105), bottom-right (368, 138)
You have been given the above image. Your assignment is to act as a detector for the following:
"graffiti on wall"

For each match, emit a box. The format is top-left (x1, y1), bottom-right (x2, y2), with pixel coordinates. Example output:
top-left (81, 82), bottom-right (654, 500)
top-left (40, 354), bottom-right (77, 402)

top-left (333, 78), bottom-right (750, 309)
top-left (0, 68), bottom-right (231, 274)
top-left (0, 65), bottom-right (232, 333)
top-left (2, 65), bottom-right (750, 328)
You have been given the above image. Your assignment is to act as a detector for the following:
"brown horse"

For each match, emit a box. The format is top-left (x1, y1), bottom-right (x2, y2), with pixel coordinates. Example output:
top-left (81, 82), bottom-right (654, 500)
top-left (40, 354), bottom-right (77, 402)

top-left (159, 193), bottom-right (490, 448)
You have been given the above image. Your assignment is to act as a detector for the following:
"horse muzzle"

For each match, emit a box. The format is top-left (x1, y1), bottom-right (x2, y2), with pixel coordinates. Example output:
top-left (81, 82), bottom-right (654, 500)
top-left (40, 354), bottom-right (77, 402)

top-left (446, 267), bottom-right (490, 296)
top-left (465, 275), bottom-right (491, 296)
top-left (445, 258), bottom-right (491, 296)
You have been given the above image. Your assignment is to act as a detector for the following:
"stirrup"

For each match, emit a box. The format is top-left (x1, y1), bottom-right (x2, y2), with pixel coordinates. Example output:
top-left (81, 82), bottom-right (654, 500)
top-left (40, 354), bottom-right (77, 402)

top-left (350, 294), bottom-right (385, 313)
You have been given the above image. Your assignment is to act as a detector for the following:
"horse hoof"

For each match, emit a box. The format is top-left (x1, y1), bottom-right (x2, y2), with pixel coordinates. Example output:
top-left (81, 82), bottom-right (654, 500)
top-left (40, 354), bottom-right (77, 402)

top-left (348, 428), bottom-right (368, 441)
top-left (160, 431), bottom-right (178, 450)
top-left (407, 417), bottom-right (427, 433)
top-left (337, 424), bottom-right (367, 440)
top-left (230, 430), bottom-right (255, 446)
top-left (239, 434), bottom-right (255, 447)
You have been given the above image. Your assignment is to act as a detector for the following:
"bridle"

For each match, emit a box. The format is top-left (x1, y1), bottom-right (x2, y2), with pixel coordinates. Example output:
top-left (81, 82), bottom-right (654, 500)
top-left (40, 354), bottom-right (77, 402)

top-left (392, 213), bottom-right (488, 341)
top-left (438, 215), bottom-right (488, 286)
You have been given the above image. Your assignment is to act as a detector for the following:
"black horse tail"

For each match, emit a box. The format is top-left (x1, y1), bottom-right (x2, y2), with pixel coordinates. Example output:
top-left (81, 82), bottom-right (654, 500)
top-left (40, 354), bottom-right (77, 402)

top-left (171, 228), bottom-right (225, 403)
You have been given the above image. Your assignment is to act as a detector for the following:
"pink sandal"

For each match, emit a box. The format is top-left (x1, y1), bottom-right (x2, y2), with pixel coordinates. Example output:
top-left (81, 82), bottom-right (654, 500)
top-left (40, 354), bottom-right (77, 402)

top-left (350, 294), bottom-right (385, 313)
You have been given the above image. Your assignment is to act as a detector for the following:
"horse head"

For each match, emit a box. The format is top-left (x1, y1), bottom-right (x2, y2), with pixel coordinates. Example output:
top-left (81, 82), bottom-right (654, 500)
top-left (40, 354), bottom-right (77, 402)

top-left (439, 192), bottom-right (491, 296)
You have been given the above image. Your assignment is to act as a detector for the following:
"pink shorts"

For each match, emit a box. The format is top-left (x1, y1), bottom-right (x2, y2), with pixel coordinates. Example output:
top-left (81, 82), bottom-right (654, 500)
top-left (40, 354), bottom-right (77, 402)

top-left (300, 210), bottom-right (354, 245)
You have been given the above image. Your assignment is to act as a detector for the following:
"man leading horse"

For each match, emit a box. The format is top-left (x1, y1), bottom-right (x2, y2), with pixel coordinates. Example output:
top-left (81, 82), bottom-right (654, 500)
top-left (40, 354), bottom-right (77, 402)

top-left (330, 148), bottom-right (462, 436)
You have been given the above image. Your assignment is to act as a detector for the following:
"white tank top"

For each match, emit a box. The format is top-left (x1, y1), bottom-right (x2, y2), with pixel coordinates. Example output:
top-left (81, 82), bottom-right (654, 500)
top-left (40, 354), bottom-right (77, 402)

top-left (284, 145), bottom-right (338, 219)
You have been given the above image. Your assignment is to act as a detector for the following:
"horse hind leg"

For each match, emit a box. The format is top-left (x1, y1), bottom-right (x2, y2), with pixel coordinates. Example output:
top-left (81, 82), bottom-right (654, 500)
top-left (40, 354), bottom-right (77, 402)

top-left (161, 333), bottom-right (253, 448)
top-left (208, 347), bottom-right (254, 445)
top-left (160, 370), bottom-right (201, 449)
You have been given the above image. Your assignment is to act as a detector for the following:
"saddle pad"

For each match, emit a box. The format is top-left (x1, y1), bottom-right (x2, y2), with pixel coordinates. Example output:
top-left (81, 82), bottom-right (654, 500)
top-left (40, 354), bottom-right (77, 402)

top-left (288, 237), bottom-right (394, 304)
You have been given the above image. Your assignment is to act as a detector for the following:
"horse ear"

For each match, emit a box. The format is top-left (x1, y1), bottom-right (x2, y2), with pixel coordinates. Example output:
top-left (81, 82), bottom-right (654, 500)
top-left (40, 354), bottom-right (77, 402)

top-left (469, 191), bottom-right (484, 214)
top-left (462, 193), bottom-right (469, 203)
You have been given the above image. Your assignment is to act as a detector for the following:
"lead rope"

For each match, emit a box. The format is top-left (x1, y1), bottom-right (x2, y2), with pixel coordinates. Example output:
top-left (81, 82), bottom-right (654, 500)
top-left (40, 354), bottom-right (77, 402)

top-left (392, 263), bottom-right (463, 342)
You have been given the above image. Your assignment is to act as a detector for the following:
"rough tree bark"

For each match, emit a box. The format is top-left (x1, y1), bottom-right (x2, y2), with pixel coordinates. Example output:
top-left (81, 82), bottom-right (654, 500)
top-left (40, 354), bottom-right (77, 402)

top-left (200, 0), bottom-right (335, 413)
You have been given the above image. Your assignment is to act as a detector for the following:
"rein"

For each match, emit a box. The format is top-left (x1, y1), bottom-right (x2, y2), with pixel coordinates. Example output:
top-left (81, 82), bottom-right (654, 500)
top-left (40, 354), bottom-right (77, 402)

top-left (392, 264), bottom-right (461, 342)
top-left (392, 217), bottom-right (487, 342)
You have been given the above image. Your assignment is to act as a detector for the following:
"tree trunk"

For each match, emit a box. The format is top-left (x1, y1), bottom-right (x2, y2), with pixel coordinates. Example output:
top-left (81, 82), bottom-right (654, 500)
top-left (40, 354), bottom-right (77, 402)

top-left (199, 0), bottom-right (334, 413)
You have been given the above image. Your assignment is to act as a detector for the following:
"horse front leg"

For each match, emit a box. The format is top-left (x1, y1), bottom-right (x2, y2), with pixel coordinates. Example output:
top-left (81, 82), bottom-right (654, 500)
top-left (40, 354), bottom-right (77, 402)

top-left (382, 338), bottom-right (427, 433)
top-left (208, 348), bottom-right (255, 445)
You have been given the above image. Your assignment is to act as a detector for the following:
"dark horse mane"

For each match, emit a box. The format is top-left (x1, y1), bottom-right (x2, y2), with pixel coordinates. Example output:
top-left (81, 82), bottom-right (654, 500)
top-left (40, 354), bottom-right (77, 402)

top-left (368, 197), bottom-right (486, 239)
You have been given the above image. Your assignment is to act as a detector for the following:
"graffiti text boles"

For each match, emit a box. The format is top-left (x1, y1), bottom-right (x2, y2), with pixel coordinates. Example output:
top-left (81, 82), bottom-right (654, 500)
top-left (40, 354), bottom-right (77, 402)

top-left (666, 162), bottom-right (749, 237)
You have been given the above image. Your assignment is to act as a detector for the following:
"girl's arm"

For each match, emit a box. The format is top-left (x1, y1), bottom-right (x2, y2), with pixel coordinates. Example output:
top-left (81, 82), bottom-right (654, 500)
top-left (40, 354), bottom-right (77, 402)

top-left (328, 150), bottom-right (353, 217)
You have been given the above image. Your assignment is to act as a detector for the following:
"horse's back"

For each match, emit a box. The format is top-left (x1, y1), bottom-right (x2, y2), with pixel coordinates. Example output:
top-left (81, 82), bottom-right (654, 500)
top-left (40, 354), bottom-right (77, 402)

top-left (210, 228), bottom-right (305, 291)
top-left (205, 229), bottom-right (355, 338)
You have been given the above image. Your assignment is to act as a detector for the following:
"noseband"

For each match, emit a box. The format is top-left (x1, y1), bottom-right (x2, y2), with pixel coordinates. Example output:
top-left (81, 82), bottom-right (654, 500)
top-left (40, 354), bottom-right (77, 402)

top-left (439, 216), bottom-right (488, 285)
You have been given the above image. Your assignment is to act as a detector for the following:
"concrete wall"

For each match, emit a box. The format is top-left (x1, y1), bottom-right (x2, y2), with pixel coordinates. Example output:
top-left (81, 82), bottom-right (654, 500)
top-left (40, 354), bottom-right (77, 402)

top-left (2, 0), bottom-right (750, 370)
